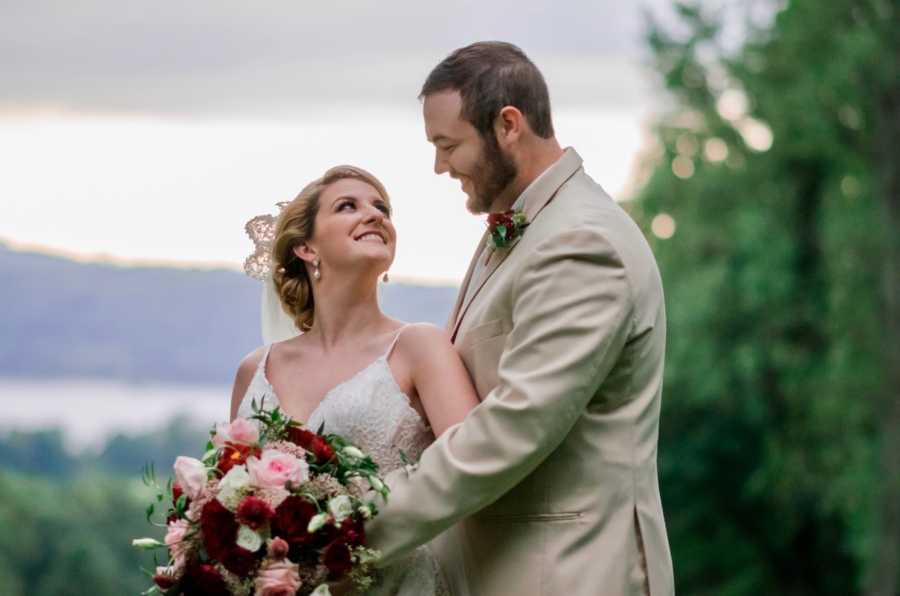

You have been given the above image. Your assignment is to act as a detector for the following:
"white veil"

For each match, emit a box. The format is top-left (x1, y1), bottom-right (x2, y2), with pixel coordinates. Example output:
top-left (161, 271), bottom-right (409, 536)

top-left (243, 207), bottom-right (301, 344)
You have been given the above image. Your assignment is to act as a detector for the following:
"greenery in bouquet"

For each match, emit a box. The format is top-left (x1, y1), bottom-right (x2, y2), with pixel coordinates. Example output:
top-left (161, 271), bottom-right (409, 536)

top-left (133, 399), bottom-right (387, 596)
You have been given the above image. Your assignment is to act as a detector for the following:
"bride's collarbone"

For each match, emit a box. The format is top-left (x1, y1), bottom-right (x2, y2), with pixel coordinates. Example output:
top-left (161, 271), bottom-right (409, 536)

top-left (266, 339), bottom-right (414, 411)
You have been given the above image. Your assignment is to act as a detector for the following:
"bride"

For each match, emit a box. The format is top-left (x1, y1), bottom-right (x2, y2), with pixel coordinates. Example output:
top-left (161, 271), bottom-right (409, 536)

top-left (230, 165), bottom-right (479, 595)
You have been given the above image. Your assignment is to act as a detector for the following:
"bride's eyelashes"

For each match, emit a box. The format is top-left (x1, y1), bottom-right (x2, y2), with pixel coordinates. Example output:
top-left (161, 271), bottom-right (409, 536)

top-left (335, 198), bottom-right (392, 218)
top-left (375, 200), bottom-right (392, 216)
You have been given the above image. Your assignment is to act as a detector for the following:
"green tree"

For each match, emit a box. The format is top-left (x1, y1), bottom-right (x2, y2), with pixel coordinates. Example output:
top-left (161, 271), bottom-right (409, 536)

top-left (0, 471), bottom-right (157, 596)
top-left (633, 1), bottom-right (897, 594)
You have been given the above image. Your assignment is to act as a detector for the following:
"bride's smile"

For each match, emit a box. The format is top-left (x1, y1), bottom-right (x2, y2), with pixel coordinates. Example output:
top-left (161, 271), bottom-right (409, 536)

top-left (298, 177), bottom-right (397, 280)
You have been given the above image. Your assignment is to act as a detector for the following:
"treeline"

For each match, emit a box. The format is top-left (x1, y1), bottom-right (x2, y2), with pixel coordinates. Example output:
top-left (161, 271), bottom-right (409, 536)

top-left (0, 419), bottom-right (207, 480)
top-left (631, 1), bottom-right (898, 595)
top-left (0, 470), bottom-right (157, 595)
top-left (0, 421), bottom-right (209, 595)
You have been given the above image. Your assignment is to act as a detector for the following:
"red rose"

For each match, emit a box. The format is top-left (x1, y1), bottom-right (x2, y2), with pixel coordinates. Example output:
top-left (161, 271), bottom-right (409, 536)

top-left (487, 211), bottom-right (514, 228)
top-left (487, 211), bottom-right (522, 244)
top-left (272, 495), bottom-right (317, 544)
top-left (312, 438), bottom-right (336, 463)
top-left (322, 539), bottom-right (353, 578)
top-left (183, 563), bottom-right (230, 596)
top-left (285, 427), bottom-right (335, 463)
top-left (218, 442), bottom-right (261, 474)
top-left (221, 544), bottom-right (259, 577)
top-left (236, 495), bottom-right (276, 530)
top-left (153, 571), bottom-right (178, 590)
top-left (286, 427), bottom-right (317, 449)
top-left (339, 516), bottom-right (366, 547)
top-left (200, 499), bottom-right (238, 561)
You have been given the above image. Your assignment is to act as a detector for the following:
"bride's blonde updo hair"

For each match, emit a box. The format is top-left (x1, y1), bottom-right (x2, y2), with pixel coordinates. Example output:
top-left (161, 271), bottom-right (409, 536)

top-left (272, 165), bottom-right (391, 332)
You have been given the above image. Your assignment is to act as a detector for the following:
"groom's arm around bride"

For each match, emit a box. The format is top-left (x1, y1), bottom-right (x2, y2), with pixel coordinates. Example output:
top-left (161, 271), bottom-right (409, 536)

top-left (367, 42), bottom-right (674, 596)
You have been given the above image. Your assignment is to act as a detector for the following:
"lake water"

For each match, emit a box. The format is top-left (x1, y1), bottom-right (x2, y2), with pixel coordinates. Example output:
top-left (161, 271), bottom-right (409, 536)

top-left (0, 378), bottom-right (231, 451)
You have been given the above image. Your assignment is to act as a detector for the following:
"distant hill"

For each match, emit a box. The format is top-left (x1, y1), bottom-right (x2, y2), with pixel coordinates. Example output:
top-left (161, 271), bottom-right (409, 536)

top-left (0, 243), bottom-right (458, 384)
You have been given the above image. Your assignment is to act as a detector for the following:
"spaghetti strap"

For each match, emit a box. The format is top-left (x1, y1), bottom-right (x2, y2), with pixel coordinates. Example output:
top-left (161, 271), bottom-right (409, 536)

top-left (258, 344), bottom-right (274, 371)
top-left (384, 325), bottom-right (411, 360)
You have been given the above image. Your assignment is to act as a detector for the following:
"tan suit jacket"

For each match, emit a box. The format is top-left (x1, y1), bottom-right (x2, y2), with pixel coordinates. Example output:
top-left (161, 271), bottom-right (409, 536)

top-left (367, 148), bottom-right (674, 596)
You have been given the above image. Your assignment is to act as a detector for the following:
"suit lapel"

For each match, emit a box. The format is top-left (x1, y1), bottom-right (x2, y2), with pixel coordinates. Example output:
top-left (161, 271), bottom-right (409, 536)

top-left (450, 148), bottom-right (585, 341)
top-left (450, 235), bottom-right (521, 340)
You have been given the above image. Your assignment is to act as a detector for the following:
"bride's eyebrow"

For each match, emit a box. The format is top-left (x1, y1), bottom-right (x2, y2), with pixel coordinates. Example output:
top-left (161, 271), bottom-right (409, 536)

top-left (331, 194), bottom-right (390, 215)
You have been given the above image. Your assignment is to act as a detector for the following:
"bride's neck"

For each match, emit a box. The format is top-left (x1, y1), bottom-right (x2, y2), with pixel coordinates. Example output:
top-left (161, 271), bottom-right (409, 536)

top-left (306, 271), bottom-right (388, 350)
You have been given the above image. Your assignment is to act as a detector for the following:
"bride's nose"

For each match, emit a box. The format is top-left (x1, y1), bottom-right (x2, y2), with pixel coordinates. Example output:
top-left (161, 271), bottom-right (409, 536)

top-left (362, 205), bottom-right (386, 224)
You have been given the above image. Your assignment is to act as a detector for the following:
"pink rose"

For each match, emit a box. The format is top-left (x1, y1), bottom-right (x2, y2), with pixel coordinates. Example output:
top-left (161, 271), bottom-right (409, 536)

top-left (213, 417), bottom-right (260, 448)
top-left (173, 456), bottom-right (207, 500)
top-left (254, 559), bottom-right (302, 596)
top-left (164, 519), bottom-right (192, 570)
top-left (247, 449), bottom-right (309, 490)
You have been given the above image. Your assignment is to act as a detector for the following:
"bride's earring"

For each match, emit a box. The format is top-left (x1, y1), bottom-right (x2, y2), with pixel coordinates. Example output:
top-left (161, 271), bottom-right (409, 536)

top-left (313, 259), bottom-right (321, 281)
top-left (382, 271), bottom-right (390, 283)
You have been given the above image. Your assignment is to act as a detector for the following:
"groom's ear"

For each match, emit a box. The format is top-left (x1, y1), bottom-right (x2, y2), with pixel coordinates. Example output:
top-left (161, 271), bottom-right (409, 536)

top-left (293, 243), bottom-right (317, 264)
top-left (495, 105), bottom-right (525, 146)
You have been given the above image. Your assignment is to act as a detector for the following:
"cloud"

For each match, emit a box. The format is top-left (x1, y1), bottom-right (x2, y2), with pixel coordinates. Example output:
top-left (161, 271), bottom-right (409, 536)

top-left (0, 0), bottom-right (675, 117)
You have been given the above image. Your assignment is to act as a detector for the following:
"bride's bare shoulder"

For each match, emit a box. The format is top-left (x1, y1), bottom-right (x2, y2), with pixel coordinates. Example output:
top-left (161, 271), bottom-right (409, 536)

top-left (394, 323), bottom-right (453, 359)
top-left (230, 345), bottom-right (268, 419)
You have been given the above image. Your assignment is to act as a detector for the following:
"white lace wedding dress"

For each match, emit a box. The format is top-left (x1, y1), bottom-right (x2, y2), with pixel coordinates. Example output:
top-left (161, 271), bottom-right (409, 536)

top-left (236, 328), bottom-right (453, 596)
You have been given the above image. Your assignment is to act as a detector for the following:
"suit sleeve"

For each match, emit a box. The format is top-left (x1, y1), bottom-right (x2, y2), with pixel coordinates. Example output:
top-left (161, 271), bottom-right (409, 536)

top-left (366, 228), bottom-right (635, 565)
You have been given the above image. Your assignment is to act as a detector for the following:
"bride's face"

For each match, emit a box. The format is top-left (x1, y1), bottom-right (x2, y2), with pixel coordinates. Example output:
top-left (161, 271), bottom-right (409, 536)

top-left (300, 178), bottom-right (396, 276)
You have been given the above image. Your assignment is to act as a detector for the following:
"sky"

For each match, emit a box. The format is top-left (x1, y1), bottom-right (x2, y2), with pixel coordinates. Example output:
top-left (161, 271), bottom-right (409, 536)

top-left (1, 0), bottom-right (696, 284)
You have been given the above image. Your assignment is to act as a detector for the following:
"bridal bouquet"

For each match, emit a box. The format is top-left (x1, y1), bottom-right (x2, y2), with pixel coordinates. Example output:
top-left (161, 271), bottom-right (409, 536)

top-left (133, 400), bottom-right (388, 596)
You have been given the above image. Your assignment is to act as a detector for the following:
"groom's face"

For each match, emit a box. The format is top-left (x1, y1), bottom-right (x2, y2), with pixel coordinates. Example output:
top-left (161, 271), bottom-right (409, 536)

top-left (424, 91), bottom-right (517, 214)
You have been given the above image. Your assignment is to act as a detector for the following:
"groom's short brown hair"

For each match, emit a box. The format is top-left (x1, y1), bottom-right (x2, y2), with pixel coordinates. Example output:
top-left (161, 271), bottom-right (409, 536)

top-left (420, 41), bottom-right (555, 139)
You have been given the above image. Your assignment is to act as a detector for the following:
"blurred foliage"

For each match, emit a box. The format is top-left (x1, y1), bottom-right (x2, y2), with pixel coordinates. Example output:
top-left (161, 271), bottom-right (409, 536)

top-left (0, 470), bottom-right (158, 596)
top-left (0, 418), bottom-right (207, 479)
top-left (632, 0), bottom-right (898, 594)
top-left (0, 421), bottom-right (207, 594)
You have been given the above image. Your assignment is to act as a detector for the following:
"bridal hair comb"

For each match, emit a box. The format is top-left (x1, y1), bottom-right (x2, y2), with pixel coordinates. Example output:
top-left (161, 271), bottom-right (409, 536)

top-left (243, 202), bottom-right (289, 280)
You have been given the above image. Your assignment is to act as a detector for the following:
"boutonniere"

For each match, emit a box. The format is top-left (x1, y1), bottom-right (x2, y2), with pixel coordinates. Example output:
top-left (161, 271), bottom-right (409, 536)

top-left (487, 209), bottom-right (529, 250)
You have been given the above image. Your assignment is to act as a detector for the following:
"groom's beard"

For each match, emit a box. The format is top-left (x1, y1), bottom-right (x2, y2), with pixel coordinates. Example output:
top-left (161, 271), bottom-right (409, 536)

top-left (469, 133), bottom-right (517, 214)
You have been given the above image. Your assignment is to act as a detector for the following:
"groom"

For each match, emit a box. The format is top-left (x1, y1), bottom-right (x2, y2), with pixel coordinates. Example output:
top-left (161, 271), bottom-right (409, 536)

top-left (367, 42), bottom-right (674, 596)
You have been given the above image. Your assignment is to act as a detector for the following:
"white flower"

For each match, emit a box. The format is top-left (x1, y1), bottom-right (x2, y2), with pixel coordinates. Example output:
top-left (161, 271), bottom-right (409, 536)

top-left (307, 512), bottom-right (329, 533)
top-left (236, 524), bottom-right (263, 552)
top-left (328, 495), bottom-right (354, 523)
top-left (173, 456), bottom-right (208, 500)
top-left (216, 465), bottom-right (250, 511)
top-left (367, 475), bottom-right (384, 492)
top-left (132, 538), bottom-right (164, 550)
top-left (357, 504), bottom-right (374, 520)
top-left (310, 585), bottom-right (332, 596)
top-left (342, 446), bottom-right (365, 459)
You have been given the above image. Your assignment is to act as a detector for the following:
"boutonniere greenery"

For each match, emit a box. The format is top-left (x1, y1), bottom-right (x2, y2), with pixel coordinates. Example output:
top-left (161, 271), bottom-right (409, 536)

top-left (487, 209), bottom-right (529, 250)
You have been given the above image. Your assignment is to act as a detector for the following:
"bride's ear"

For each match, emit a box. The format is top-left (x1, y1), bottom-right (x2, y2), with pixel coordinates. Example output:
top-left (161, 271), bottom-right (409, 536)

top-left (293, 243), bottom-right (317, 264)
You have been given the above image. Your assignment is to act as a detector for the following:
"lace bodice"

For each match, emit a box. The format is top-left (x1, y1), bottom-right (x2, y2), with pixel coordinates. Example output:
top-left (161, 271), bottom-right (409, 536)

top-left (237, 347), bottom-right (433, 474)
top-left (236, 328), bottom-right (450, 596)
